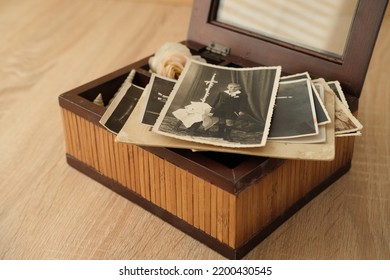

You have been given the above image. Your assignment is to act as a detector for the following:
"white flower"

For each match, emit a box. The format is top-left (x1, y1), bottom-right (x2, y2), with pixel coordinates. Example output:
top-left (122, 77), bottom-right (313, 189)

top-left (148, 42), bottom-right (205, 79)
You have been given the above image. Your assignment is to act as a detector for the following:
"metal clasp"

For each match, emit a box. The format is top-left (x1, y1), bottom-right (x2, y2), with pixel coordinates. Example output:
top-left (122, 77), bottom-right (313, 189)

top-left (206, 42), bottom-right (230, 56)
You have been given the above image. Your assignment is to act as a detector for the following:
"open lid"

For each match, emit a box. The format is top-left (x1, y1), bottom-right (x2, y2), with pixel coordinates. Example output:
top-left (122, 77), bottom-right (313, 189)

top-left (187, 0), bottom-right (388, 99)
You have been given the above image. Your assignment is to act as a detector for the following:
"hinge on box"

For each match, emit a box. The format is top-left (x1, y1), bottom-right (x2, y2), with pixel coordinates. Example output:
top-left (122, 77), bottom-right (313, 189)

top-left (206, 42), bottom-right (230, 56)
top-left (201, 42), bottom-right (230, 62)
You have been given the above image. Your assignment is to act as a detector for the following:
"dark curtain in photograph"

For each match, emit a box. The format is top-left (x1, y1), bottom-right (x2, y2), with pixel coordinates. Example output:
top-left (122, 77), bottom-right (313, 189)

top-left (231, 69), bottom-right (277, 122)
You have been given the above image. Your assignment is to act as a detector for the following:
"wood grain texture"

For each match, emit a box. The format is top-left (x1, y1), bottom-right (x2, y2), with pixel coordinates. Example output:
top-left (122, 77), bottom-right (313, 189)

top-left (0, 0), bottom-right (389, 260)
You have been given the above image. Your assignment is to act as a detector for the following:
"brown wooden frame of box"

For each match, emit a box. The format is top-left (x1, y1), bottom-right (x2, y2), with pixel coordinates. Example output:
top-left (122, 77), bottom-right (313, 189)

top-left (58, 0), bottom-right (388, 259)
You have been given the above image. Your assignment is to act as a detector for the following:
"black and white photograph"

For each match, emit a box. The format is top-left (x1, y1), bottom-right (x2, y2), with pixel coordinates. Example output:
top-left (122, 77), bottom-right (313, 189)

top-left (270, 85), bottom-right (326, 144)
top-left (328, 80), bottom-right (349, 109)
top-left (100, 84), bottom-right (144, 134)
top-left (153, 59), bottom-right (281, 148)
top-left (282, 72), bottom-right (330, 125)
top-left (140, 74), bottom-right (176, 125)
top-left (268, 79), bottom-right (318, 139)
top-left (312, 82), bottom-right (331, 125)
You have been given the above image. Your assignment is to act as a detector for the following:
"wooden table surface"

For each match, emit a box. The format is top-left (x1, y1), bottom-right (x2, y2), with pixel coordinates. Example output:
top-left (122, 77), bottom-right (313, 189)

top-left (1, 0), bottom-right (389, 260)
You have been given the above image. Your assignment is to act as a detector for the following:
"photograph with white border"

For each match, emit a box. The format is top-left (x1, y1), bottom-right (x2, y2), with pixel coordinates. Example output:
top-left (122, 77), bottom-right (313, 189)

top-left (99, 76), bottom-right (144, 135)
top-left (140, 74), bottom-right (176, 125)
top-left (153, 59), bottom-right (281, 148)
top-left (282, 71), bottom-right (330, 125)
top-left (314, 79), bottom-right (362, 136)
top-left (268, 79), bottom-right (319, 139)
top-left (328, 80), bottom-right (349, 109)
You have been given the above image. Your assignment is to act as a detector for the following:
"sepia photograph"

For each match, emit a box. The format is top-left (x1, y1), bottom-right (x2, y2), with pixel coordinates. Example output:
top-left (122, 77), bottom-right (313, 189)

top-left (313, 79), bottom-right (362, 136)
top-left (334, 97), bottom-right (363, 135)
top-left (153, 60), bottom-right (281, 148)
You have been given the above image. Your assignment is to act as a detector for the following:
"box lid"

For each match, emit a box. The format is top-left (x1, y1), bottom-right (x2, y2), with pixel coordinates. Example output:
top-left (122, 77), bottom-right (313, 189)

top-left (187, 0), bottom-right (388, 99)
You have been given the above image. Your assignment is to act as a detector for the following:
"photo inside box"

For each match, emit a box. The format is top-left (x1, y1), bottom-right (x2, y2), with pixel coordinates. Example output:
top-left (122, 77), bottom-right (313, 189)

top-left (72, 41), bottom-right (353, 173)
top-left (78, 69), bottom-right (149, 106)
top-left (70, 38), bottom-right (367, 191)
top-left (70, 50), bottom-right (286, 192)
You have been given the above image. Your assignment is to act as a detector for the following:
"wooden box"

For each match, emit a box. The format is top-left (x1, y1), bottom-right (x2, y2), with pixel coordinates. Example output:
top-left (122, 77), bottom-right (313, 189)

top-left (58, 0), bottom-right (388, 259)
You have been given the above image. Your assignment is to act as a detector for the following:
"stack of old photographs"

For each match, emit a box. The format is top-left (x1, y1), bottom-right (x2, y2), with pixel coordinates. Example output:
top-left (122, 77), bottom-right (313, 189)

top-left (100, 60), bottom-right (362, 161)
